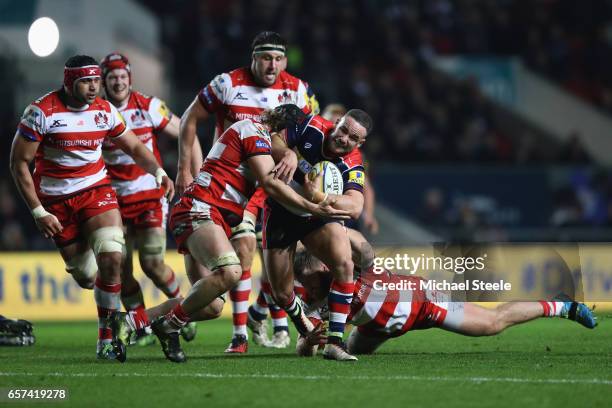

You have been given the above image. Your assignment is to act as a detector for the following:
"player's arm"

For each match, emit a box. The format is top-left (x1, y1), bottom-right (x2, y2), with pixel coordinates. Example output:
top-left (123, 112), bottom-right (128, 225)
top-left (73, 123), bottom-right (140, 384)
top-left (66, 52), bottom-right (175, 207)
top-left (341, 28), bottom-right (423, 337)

top-left (270, 132), bottom-right (297, 183)
top-left (113, 130), bottom-right (175, 200)
top-left (302, 173), bottom-right (364, 220)
top-left (9, 134), bottom-right (63, 238)
top-left (362, 174), bottom-right (379, 234)
top-left (160, 114), bottom-right (203, 176)
top-left (327, 189), bottom-right (364, 220)
top-left (248, 154), bottom-right (350, 219)
top-left (177, 97), bottom-right (210, 195)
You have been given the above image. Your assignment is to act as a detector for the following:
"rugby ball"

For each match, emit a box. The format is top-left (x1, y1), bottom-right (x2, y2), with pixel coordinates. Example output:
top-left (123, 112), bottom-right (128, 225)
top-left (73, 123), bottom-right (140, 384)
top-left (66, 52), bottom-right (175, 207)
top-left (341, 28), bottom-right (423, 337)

top-left (307, 161), bottom-right (343, 195)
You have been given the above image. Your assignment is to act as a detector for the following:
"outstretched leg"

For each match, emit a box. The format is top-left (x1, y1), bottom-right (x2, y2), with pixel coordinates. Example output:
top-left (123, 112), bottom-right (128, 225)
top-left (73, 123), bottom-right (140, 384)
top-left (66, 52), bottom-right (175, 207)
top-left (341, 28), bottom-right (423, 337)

top-left (445, 300), bottom-right (597, 337)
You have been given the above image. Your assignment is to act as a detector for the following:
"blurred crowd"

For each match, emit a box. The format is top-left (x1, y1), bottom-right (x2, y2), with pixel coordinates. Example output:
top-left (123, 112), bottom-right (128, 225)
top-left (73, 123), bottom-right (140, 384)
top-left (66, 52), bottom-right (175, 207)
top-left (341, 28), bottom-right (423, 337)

top-left (143, 0), bottom-right (607, 164)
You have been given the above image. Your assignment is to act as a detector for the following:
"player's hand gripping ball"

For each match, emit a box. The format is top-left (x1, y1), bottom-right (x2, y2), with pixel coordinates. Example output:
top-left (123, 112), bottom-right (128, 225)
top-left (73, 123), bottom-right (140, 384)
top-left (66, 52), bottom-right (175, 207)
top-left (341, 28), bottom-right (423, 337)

top-left (307, 161), bottom-right (344, 195)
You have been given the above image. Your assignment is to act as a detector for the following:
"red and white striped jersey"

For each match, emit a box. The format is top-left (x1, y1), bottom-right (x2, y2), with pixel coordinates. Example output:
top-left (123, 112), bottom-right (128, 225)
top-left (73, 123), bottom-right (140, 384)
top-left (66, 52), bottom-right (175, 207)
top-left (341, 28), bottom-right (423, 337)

top-left (348, 274), bottom-right (429, 337)
top-left (183, 119), bottom-right (272, 220)
top-left (17, 90), bottom-right (127, 199)
top-left (198, 67), bottom-right (312, 139)
top-left (305, 273), bottom-right (449, 337)
top-left (102, 91), bottom-right (171, 204)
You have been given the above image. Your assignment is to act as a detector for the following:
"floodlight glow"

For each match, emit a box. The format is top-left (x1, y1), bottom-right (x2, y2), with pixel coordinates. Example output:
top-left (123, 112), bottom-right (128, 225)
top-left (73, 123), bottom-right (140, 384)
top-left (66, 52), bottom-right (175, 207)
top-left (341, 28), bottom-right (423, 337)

top-left (28, 17), bottom-right (59, 57)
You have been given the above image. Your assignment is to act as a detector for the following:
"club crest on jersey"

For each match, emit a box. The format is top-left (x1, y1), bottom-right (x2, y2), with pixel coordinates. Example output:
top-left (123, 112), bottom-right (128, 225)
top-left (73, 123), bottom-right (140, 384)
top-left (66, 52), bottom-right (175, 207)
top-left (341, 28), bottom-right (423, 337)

top-left (277, 90), bottom-right (291, 103)
top-left (130, 110), bottom-right (145, 125)
top-left (94, 112), bottom-right (109, 128)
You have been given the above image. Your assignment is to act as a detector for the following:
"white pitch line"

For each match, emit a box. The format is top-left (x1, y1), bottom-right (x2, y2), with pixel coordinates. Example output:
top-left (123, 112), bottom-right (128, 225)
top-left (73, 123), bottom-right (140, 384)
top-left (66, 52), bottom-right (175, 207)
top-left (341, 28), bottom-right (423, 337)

top-left (0, 372), bottom-right (610, 385)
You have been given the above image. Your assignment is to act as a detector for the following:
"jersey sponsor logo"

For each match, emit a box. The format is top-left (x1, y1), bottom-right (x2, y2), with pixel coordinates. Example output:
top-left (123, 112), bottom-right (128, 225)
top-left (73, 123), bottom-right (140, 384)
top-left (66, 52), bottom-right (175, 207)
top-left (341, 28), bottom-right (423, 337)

top-left (50, 119), bottom-right (67, 129)
top-left (202, 88), bottom-right (215, 104)
top-left (157, 102), bottom-right (170, 119)
top-left (23, 108), bottom-right (42, 131)
top-left (143, 209), bottom-right (159, 223)
top-left (255, 139), bottom-right (270, 150)
top-left (94, 112), bottom-right (109, 128)
top-left (55, 139), bottom-right (102, 147)
top-left (304, 143), bottom-right (312, 149)
top-left (26, 108), bottom-right (39, 119)
top-left (233, 112), bottom-right (261, 121)
top-left (76, 120), bottom-right (85, 126)
top-left (234, 92), bottom-right (248, 101)
top-left (212, 82), bottom-right (223, 94)
top-left (97, 193), bottom-right (117, 207)
top-left (348, 170), bottom-right (365, 186)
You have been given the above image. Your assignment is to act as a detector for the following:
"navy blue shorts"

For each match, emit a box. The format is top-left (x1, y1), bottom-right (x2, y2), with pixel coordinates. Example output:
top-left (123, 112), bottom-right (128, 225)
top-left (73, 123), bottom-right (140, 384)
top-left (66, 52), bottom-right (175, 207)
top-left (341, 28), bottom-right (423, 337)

top-left (262, 198), bottom-right (339, 249)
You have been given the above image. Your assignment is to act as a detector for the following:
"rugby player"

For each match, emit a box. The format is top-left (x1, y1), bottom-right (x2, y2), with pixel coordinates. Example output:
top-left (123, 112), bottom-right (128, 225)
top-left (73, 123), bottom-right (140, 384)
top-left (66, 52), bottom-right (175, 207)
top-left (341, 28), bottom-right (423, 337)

top-left (100, 52), bottom-right (202, 344)
top-left (293, 230), bottom-right (598, 356)
top-left (178, 31), bottom-right (316, 352)
top-left (262, 108), bottom-right (373, 361)
top-left (122, 104), bottom-right (351, 363)
top-left (9, 55), bottom-right (175, 361)
top-left (321, 103), bottom-right (378, 235)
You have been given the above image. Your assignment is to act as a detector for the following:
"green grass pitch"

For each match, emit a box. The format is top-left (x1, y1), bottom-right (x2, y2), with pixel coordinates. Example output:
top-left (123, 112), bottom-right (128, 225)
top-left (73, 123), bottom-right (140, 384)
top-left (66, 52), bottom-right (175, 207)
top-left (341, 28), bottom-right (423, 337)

top-left (0, 317), bottom-right (610, 407)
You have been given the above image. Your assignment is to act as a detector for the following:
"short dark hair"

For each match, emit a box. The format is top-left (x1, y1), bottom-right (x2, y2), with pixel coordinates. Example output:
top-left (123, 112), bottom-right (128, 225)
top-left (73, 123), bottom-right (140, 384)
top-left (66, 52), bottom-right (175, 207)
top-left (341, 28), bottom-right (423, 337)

top-left (346, 109), bottom-right (373, 135)
top-left (65, 55), bottom-right (99, 68)
top-left (251, 31), bottom-right (287, 51)
top-left (293, 249), bottom-right (316, 280)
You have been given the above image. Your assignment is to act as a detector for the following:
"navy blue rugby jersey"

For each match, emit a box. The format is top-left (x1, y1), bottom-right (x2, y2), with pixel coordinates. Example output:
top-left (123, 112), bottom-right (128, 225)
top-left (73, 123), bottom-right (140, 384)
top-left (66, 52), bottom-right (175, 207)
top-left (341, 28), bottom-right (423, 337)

top-left (284, 114), bottom-right (365, 194)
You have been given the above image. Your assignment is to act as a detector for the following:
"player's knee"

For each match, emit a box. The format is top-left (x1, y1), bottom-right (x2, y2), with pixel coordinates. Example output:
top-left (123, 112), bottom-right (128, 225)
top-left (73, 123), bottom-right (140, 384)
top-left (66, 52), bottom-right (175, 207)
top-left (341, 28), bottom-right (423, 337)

top-left (89, 226), bottom-right (126, 258)
top-left (140, 257), bottom-right (166, 281)
top-left (207, 252), bottom-right (242, 289)
top-left (217, 265), bottom-right (242, 288)
top-left (74, 277), bottom-right (95, 290)
top-left (486, 308), bottom-right (508, 335)
top-left (346, 329), bottom-right (378, 355)
top-left (331, 257), bottom-right (354, 280)
top-left (205, 297), bottom-right (225, 319)
top-left (271, 289), bottom-right (293, 308)
top-left (97, 251), bottom-right (123, 275)
top-left (354, 240), bottom-right (375, 270)
top-left (138, 232), bottom-right (166, 264)
top-left (65, 250), bottom-right (97, 289)
top-left (478, 313), bottom-right (501, 336)
top-left (234, 236), bottom-right (256, 263)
